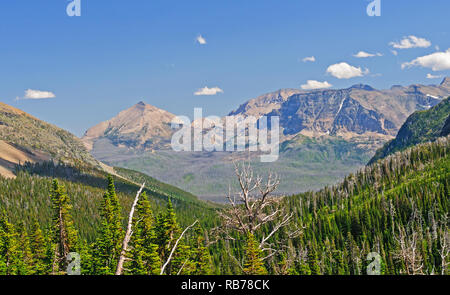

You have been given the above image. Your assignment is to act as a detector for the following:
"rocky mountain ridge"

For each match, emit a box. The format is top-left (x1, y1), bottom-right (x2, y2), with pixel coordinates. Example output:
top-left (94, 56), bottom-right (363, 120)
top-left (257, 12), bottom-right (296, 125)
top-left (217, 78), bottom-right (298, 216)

top-left (83, 78), bottom-right (450, 151)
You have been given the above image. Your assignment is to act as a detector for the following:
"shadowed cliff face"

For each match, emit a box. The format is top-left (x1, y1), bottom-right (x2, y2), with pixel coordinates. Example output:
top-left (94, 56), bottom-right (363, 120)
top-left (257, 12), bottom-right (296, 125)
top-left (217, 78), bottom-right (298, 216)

top-left (441, 115), bottom-right (450, 137)
top-left (265, 90), bottom-right (393, 136)
top-left (441, 77), bottom-right (450, 91)
top-left (262, 82), bottom-right (448, 138)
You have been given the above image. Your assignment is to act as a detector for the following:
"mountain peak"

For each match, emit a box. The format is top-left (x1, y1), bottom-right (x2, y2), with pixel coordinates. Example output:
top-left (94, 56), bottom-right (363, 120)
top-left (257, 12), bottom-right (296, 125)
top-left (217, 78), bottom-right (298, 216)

top-left (82, 102), bottom-right (176, 150)
top-left (350, 84), bottom-right (375, 91)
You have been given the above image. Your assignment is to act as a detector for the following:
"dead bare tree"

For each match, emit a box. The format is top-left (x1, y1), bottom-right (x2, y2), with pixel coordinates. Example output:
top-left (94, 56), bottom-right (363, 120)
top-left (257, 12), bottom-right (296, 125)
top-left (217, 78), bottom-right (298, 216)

top-left (393, 206), bottom-right (424, 275)
top-left (214, 161), bottom-right (301, 263)
top-left (439, 228), bottom-right (449, 275)
top-left (115, 182), bottom-right (145, 275)
top-left (438, 214), bottom-right (449, 275)
top-left (393, 225), bottom-right (424, 275)
top-left (114, 181), bottom-right (199, 275)
top-left (160, 220), bottom-right (198, 275)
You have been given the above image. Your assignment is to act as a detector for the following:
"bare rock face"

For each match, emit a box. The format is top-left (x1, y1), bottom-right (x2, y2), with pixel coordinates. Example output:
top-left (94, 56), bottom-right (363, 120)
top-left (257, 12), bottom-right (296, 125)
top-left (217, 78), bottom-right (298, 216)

top-left (265, 89), bottom-right (399, 137)
top-left (82, 101), bottom-right (177, 150)
top-left (228, 89), bottom-right (303, 118)
top-left (232, 79), bottom-right (450, 139)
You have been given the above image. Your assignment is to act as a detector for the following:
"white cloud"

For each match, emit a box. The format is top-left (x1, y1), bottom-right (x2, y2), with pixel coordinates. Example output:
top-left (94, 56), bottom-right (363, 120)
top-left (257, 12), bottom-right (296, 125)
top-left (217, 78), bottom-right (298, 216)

top-left (16, 89), bottom-right (56, 100)
top-left (194, 86), bottom-right (224, 96)
top-left (326, 62), bottom-right (369, 79)
top-left (196, 35), bottom-right (207, 45)
top-left (300, 80), bottom-right (332, 90)
top-left (401, 49), bottom-right (450, 71)
top-left (389, 35), bottom-right (431, 49)
top-left (391, 50), bottom-right (398, 56)
top-left (426, 73), bottom-right (443, 79)
top-left (302, 56), bottom-right (316, 62)
top-left (353, 51), bottom-right (382, 58)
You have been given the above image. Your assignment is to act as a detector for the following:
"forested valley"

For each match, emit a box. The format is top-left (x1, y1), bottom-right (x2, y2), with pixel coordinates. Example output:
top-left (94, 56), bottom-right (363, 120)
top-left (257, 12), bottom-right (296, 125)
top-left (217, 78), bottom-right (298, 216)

top-left (1, 136), bottom-right (448, 275)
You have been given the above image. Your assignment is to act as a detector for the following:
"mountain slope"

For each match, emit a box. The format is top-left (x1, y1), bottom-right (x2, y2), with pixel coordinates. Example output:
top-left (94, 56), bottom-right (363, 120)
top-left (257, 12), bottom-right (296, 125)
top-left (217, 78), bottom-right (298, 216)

top-left (0, 102), bottom-right (100, 173)
top-left (0, 102), bottom-right (216, 241)
top-left (0, 100), bottom-right (207, 191)
top-left (369, 97), bottom-right (450, 164)
top-left (253, 80), bottom-right (449, 138)
top-left (0, 101), bottom-right (205, 203)
top-left (228, 88), bottom-right (303, 118)
top-left (283, 135), bottom-right (449, 274)
top-left (0, 140), bottom-right (50, 178)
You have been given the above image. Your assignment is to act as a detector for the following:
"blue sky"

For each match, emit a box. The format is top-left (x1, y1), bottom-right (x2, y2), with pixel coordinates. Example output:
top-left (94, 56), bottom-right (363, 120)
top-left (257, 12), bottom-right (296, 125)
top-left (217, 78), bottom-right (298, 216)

top-left (0, 0), bottom-right (449, 136)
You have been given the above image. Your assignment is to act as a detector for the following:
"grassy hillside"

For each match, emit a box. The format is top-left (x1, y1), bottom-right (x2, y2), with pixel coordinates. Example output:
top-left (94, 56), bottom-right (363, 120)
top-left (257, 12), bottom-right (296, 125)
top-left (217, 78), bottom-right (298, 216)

top-left (0, 102), bottom-right (99, 168)
top-left (369, 97), bottom-right (450, 164)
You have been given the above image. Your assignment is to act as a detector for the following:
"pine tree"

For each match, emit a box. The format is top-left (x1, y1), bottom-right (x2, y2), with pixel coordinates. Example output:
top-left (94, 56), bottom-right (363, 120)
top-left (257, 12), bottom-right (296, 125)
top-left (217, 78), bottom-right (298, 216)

top-left (192, 223), bottom-right (212, 275)
top-left (243, 234), bottom-right (267, 275)
top-left (307, 246), bottom-right (321, 275)
top-left (0, 212), bottom-right (19, 275)
top-left (16, 222), bottom-right (33, 275)
top-left (156, 198), bottom-right (180, 262)
top-left (127, 192), bottom-right (161, 275)
top-left (30, 220), bottom-right (50, 275)
top-left (107, 175), bottom-right (123, 261)
top-left (50, 180), bottom-right (78, 274)
top-left (298, 260), bottom-right (312, 275)
top-left (93, 176), bottom-right (123, 275)
top-left (78, 240), bottom-right (94, 275)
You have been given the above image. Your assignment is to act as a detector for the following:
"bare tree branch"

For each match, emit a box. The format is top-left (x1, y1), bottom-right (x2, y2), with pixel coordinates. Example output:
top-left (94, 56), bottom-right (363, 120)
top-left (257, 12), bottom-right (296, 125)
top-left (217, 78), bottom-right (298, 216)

top-left (115, 182), bottom-right (145, 275)
top-left (160, 220), bottom-right (198, 275)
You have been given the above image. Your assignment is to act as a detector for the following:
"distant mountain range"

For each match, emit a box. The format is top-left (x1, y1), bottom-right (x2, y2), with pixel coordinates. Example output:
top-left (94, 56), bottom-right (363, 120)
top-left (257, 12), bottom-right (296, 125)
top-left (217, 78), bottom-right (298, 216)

top-left (230, 77), bottom-right (450, 138)
top-left (79, 78), bottom-right (450, 200)
top-left (83, 77), bottom-right (450, 151)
